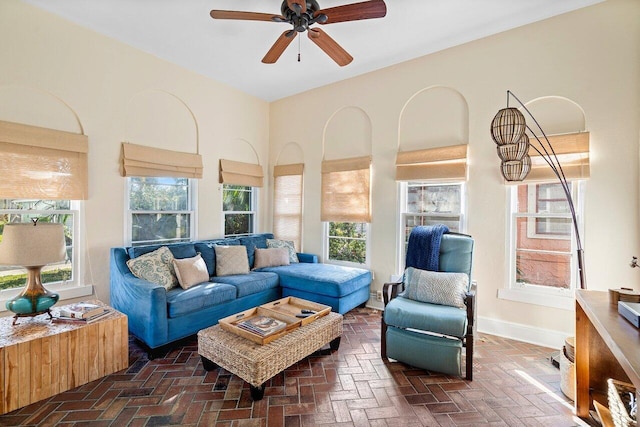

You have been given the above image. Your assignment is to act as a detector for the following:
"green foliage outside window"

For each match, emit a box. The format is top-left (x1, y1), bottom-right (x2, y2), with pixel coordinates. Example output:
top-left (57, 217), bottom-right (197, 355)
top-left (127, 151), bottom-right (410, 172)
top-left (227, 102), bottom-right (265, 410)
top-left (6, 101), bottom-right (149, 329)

top-left (223, 185), bottom-right (254, 236)
top-left (328, 222), bottom-right (366, 264)
top-left (129, 177), bottom-right (192, 245)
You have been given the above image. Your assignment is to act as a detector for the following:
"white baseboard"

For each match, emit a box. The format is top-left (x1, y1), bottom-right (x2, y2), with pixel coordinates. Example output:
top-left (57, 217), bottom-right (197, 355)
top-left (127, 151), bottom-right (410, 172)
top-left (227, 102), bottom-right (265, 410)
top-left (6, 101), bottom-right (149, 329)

top-left (477, 315), bottom-right (570, 350)
top-left (364, 298), bottom-right (570, 350)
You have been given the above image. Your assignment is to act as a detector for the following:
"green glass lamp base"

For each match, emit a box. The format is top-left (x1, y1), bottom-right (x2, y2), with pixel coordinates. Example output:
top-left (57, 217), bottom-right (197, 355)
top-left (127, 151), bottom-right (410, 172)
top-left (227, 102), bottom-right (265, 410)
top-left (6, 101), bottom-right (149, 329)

top-left (5, 266), bottom-right (60, 325)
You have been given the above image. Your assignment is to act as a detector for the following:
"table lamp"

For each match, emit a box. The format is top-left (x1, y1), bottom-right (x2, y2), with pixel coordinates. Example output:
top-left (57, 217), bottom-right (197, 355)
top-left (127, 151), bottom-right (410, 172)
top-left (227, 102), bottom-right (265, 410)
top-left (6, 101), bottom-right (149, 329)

top-left (0, 219), bottom-right (65, 324)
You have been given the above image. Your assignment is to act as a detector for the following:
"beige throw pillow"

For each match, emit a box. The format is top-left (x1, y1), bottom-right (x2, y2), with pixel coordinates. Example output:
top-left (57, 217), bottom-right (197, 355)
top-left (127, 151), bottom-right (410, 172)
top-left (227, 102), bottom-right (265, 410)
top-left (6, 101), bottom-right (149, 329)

top-left (253, 247), bottom-right (290, 270)
top-left (172, 253), bottom-right (210, 289)
top-left (126, 246), bottom-right (178, 291)
top-left (214, 245), bottom-right (249, 276)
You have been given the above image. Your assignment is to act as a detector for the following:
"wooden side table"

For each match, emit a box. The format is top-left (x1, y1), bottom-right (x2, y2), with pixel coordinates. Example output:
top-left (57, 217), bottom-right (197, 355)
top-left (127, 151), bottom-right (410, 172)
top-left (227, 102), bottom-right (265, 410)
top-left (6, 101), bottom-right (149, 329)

top-left (0, 300), bottom-right (128, 415)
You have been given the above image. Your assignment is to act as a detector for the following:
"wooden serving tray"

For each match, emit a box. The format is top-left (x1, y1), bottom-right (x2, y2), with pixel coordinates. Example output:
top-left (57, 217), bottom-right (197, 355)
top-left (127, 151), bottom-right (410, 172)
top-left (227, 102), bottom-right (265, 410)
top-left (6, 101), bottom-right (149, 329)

top-left (260, 297), bottom-right (331, 326)
top-left (219, 307), bottom-right (299, 345)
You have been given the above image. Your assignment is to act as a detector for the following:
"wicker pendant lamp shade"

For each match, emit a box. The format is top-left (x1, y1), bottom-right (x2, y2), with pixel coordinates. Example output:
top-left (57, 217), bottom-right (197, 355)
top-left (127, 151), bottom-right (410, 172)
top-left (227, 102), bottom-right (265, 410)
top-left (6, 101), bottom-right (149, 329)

top-left (501, 155), bottom-right (531, 181)
top-left (490, 107), bottom-right (527, 145)
top-left (491, 107), bottom-right (531, 181)
top-left (497, 134), bottom-right (529, 162)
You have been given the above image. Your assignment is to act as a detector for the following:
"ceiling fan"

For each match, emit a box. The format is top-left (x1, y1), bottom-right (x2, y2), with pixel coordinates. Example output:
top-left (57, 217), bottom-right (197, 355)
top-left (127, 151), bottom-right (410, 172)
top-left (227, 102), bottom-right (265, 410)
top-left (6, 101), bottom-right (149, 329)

top-left (210, 0), bottom-right (387, 66)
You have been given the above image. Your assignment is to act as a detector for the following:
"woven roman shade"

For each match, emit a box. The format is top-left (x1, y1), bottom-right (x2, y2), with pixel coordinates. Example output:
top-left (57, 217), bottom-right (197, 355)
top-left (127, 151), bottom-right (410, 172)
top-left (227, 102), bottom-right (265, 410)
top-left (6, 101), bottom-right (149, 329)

top-left (0, 120), bottom-right (88, 200)
top-left (395, 144), bottom-right (467, 182)
top-left (120, 142), bottom-right (203, 178)
top-left (219, 159), bottom-right (264, 187)
top-left (522, 132), bottom-right (590, 182)
top-left (321, 156), bottom-right (371, 223)
top-left (273, 163), bottom-right (304, 251)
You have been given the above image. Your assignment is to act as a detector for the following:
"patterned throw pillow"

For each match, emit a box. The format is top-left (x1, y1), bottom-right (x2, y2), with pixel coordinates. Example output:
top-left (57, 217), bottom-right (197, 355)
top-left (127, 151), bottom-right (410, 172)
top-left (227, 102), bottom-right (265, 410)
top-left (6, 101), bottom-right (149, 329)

top-left (126, 246), bottom-right (178, 291)
top-left (266, 239), bottom-right (299, 263)
top-left (253, 247), bottom-right (290, 270)
top-left (214, 245), bottom-right (250, 276)
top-left (172, 253), bottom-right (210, 289)
top-left (403, 267), bottom-right (469, 308)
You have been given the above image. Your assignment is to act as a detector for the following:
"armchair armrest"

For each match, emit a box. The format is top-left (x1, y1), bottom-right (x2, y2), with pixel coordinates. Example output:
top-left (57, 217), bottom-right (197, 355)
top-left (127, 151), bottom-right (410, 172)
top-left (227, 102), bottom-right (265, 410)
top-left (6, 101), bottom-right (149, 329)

top-left (382, 281), bottom-right (405, 307)
top-left (465, 281), bottom-right (477, 335)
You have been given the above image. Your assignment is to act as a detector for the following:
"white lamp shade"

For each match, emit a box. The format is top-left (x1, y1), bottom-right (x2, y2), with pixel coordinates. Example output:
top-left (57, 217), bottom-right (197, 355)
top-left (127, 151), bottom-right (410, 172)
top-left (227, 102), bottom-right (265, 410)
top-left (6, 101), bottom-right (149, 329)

top-left (0, 223), bottom-right (66, 267)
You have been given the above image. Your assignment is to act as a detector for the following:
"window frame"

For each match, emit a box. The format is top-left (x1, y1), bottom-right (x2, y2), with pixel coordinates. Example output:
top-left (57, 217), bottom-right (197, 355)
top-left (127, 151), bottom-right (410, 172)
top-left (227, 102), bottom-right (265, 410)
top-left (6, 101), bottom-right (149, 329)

top-left (222, 184), bottom-right (258, 238)
top-left (397, 181), bottom-right (466, 274)
top-left (0, 199), bottom-right (92, 310)
top-left (499, 180), bottom-right (585, 310)
top-left (323, 221), bottom-right (371, 268)
top-left (125, 177), bottom-right (198, 246)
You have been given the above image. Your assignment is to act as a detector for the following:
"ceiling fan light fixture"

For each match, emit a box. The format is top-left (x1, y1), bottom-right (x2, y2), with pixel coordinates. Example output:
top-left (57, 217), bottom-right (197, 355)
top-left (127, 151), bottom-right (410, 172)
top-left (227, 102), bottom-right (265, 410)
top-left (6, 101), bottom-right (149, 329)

top-left (211, 0), bottom-right (386, 65)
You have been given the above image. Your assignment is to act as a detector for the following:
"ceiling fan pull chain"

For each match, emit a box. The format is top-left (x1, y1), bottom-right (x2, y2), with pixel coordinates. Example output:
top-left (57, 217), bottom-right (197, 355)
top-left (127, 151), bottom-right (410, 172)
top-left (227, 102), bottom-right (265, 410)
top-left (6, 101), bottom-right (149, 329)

top-left (298, 35), bottom-right (301, 62)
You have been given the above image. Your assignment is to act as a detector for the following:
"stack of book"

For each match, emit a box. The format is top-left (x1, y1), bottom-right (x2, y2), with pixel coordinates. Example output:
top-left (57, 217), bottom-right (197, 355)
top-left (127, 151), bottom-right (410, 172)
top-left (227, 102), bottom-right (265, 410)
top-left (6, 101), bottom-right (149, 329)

top-left (53, 302), bottom-right (111, 324)
top-left (237, 315), bottom-right (287, 337)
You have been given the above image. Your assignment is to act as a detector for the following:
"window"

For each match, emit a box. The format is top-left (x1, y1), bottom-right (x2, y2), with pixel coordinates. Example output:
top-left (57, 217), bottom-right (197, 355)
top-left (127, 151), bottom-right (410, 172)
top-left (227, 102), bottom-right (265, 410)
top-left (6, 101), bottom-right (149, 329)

top-left (529, 183), bottom-right (571, 237)
top-left (0, 199), bottom-right (77, 291)
top-left (500, 181), bottom-right (584, 309)
top-left (399, 182), bottom-right (464, 267)
top-left (325, 222), bottom-right (369, 266)
top-left (127, 177), bottom-right (196, 246)
top-left (273, 164), bottom-right (303, 251)
top-left (223, 184), bottom-right (256, 237)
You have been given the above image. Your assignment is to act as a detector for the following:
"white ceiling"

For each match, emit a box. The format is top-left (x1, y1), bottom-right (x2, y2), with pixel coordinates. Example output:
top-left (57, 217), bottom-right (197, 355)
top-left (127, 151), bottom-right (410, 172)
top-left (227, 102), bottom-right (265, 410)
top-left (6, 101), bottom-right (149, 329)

top-left (23, 0), bottom-right (602, 102)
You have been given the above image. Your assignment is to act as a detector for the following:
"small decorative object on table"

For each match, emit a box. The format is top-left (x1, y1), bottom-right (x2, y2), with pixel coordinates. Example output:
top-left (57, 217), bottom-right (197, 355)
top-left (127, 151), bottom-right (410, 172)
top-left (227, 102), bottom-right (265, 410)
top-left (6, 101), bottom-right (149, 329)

top-left (59, 301), bottom-right (105, 319)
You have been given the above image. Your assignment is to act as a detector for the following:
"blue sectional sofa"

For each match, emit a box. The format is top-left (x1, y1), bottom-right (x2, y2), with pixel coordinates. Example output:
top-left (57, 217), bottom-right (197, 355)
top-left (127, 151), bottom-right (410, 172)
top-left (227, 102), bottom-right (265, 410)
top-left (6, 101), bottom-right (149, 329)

top-left (110, 233), bottom-right (371, 352)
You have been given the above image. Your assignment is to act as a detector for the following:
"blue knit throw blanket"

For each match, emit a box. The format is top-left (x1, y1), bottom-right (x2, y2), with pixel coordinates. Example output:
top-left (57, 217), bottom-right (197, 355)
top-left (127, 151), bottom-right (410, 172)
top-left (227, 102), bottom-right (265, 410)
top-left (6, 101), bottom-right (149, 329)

top-left (405, 224), bottom-right (450, 271)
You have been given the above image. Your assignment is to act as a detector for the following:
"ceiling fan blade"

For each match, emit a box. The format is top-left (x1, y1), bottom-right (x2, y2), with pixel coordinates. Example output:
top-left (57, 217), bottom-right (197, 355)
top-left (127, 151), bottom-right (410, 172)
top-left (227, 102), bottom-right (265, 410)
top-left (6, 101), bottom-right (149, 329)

top-left (308, 28), bottom-right (353, 66)
top-left (262, 31), bottom-right (297, 64)
top-left (287, 0), bottom-right (307, 15)
top-left (315, 0), bottom-right (387, 24)
top-left (210, 10), bottom-right (283, 22)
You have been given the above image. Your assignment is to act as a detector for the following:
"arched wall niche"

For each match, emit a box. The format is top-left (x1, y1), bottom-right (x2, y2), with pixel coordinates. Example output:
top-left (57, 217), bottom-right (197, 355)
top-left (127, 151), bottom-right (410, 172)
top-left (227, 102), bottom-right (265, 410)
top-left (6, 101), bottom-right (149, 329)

top-left (0, 85), bottom-right (84, 133)
top-left (275, 142), bottom-right (304, 166)
top-left (523, 96), bottom-right (587, 136)
top-left (124, 89), bottom-right (199, 153)
top-left (398, 86), bottom-right (468, 151)
top-left (230, 138), bottom-right (262, 165)
top-left (323, 106), bottom-right (372, 160)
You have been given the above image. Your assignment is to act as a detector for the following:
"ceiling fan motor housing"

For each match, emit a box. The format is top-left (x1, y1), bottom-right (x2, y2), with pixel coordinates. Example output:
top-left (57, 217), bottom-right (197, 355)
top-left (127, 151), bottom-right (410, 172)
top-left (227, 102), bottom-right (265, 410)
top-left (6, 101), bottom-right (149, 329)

top-left (280, 0), bottom-right (325, 33)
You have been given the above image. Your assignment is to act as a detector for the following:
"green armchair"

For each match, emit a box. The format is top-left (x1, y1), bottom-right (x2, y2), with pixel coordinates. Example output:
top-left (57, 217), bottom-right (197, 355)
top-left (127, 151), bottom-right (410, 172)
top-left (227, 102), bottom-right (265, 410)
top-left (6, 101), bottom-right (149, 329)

top-left (381, 230), bottom-right (475, 380)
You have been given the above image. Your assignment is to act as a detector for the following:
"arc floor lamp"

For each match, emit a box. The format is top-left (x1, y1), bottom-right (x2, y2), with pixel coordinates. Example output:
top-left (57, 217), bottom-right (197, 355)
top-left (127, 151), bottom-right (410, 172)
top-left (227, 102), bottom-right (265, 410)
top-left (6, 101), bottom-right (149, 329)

top-left (490, 90), bottom-right (586, 290)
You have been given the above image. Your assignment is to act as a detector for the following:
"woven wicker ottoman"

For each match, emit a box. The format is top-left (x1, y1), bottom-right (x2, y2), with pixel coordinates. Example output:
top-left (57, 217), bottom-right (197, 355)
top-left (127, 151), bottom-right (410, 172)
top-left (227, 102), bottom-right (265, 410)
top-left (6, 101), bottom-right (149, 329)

top-left (198, 311), bottom-right (343, 400)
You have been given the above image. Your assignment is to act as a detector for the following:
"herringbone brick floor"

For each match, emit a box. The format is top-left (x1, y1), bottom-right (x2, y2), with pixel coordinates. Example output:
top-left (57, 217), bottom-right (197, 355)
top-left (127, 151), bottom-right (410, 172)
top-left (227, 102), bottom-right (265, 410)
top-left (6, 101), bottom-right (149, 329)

top-left (0, 308), bottom-right (590, 427)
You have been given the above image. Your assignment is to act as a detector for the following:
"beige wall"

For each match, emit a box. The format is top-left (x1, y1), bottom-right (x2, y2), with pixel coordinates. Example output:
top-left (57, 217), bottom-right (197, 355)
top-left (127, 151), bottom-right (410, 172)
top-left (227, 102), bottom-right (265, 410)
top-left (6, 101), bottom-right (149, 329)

top-left (0, 0), bottom-right (270, 305)
top-left (269, 0), bottom-right (640, 343)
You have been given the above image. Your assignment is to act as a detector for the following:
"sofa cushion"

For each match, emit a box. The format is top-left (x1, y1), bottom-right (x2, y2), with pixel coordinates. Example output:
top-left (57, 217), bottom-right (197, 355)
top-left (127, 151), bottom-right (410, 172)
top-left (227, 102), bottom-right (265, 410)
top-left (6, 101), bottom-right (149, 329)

top-left (215, 245), bottom-right (249, 276)
top-left (194, 239), bottom-right (240, 276)
top-left (128, 242), bottom-right (197, 260)
top-left (239, 233), bottom-right (273, 268)
top-left (384, 296), bottom-right (467, 338)
top-left (253, 247), bottom-right (290, 270)
top-left (165, 282), bottom-right (237, 318)
top-left (267, 239), bottom-right (299, 263)
top-left (172, 253), bottom-right (210, 289)
top-left (213, 271), bottom-right (280, 298)
top-left (259, 263), bottom-right (370, 298)
top-left (402, 267), bottom-right (469, 308)
top-left (126, 246), bottom-right (178, 290)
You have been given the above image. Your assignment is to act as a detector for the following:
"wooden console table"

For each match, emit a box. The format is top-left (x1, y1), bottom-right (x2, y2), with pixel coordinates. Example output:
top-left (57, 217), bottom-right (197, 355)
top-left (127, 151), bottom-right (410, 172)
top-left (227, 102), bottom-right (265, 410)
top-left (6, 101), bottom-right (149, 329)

top-left (0, 301), bottom-right (128, 415)
top-left (575, 290), bottom-right (640, 418)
